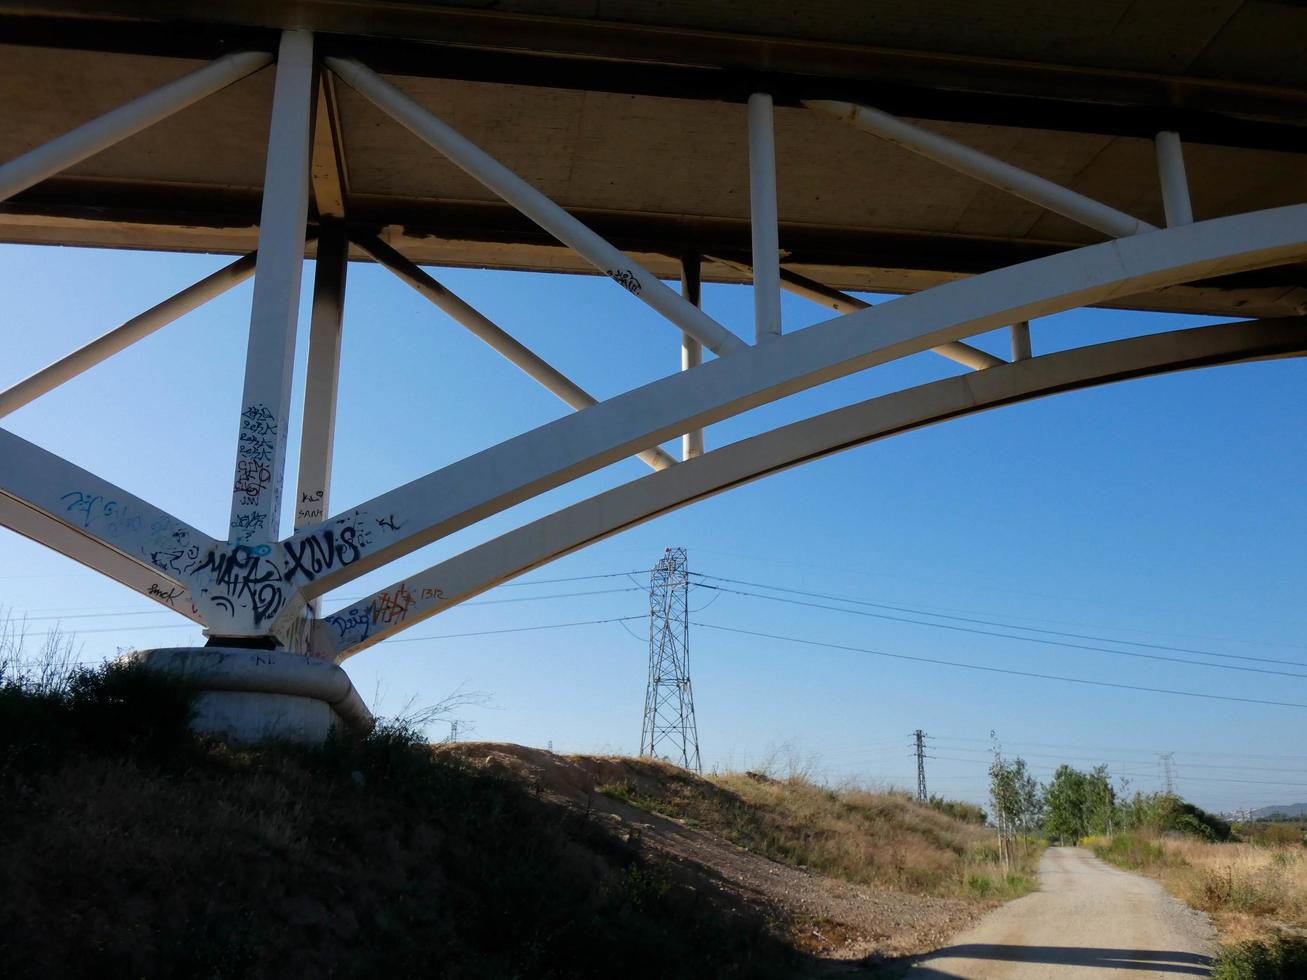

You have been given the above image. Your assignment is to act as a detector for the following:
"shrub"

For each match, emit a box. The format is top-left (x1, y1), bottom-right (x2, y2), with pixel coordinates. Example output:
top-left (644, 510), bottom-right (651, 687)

top-left (929, 795), bottom-right (988, 825)
top-left (1211, 936), bottom-right (1307, 980)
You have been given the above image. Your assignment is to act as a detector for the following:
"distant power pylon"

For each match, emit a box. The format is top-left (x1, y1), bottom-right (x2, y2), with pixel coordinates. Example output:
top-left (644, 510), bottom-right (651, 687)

top-left (914, 729), bottom-right (929, 801)
top-left (640, 547), bottom-right (702, 773)
top-left (1159, 752), bottom-right (1177, 795)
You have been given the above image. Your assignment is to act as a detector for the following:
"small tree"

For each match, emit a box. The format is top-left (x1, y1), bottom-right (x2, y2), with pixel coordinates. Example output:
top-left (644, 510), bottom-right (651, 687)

top-left (989, 736), bottom-right (1040, 870)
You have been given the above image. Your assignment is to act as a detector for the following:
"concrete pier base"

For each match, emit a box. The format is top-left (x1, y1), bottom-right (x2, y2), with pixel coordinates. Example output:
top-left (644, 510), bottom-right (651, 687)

top-left (128, 647), bottom-right (373, 744)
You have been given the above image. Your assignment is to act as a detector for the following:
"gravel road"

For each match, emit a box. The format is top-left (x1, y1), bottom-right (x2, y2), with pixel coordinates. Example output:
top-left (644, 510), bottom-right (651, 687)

top-left (903, 846), bottom-right (1215, 979)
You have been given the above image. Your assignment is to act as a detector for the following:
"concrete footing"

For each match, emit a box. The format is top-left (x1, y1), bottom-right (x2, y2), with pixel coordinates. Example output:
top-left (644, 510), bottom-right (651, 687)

top-left (128, 647), bottom-right (374, 744)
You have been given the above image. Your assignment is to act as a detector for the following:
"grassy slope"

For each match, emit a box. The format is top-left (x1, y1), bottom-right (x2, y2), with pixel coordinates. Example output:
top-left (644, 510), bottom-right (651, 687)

top-left (596, 762), bottom-right (1040, 901)
top-left (0, 665), bottom-right (796, 980)
top-left (0, 661), bottom-right (1035, 978)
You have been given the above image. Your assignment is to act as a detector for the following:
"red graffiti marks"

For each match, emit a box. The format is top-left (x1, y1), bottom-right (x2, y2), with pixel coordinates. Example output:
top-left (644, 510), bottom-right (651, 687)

top-left (369, 583), bottom-right (414, 628)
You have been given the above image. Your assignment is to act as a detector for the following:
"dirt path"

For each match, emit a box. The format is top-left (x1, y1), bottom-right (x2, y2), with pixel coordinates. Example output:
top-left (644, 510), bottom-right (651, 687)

top-left (903, 847), bottom-right (1214, 979)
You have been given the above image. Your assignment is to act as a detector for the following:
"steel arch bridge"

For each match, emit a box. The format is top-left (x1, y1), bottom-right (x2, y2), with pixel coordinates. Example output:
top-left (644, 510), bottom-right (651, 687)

top-left (2, 3), bottom-right (1305, 731)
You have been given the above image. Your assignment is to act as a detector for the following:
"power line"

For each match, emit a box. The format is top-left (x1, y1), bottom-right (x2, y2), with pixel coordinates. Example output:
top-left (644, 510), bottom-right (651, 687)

top-left (694, 621), bottom-right (1307, 710)
top-left (923, 745), bottom-right (1307, 776)
top-left (695, 582), bottom-right (1307, 678)
top-left (688, 550), bottom-right (1307, 645)
top-left (694, 573), bottom-right (1307, 669)
top-left (929, 734), bottom-right (1307, 764)
top-left (921, 755), bottom-right (1307, 791)
top-left (379, 614), bottom-right (647, 645)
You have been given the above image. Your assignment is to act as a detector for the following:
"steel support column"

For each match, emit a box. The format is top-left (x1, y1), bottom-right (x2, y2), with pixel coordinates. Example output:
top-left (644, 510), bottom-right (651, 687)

top-left (680, 253), bottom-right (705, 460)
top-left (748, 92), bottom-right (782, 343)
top-left (712, 257), bottom-right (1004, 370)
top-left (294, 222), bottom-right (348, 537)
top-left (1156, 131), bottom-right (1194, 227)
top-left (1009, 321), bottom-right (1032, 361)
top-left (228, 30), bottom-right (316, 551)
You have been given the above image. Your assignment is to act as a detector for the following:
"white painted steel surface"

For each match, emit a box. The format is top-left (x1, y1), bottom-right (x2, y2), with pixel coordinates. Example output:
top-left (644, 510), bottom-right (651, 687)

top-left (228, 31), bottom-right (316, 550)
top-left (1, 26), bottom-right (1304, 689)
top-left (279, 205), bottom-right (1307, 613)
top-left (1010, 320), bottom-right (1033, 361)
top-left (294, 224), bottom-right (348, 534)
top-left (805, 99), bottom-right (1158, 239)
top-left (0, 50), bottom-right (271, 203)
top-left (0, 251), bottom-right (258, 418)
top-left (760, 262), bottom-right (1006, 370)
top-left (325, 56), bottom-right (747, 357)
top-left (680, 254), bottom-right (705, 460)
top-left (1156, 131), bottom-right (1195, 227)
top-left (356, 234), bottom-right (676, 471)
top-left (319, 319), bottom-right (1307, 659)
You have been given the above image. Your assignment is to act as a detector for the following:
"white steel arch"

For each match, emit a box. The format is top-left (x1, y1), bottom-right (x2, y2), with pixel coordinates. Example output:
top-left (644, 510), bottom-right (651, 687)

top-left (317, 318), bottom-right (1307, 661)
top-left (1, 28), bottom-right (1304, 687)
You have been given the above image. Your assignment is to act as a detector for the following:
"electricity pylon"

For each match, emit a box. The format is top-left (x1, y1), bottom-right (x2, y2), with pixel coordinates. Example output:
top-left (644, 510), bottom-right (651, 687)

top-left (640, 547), bottom-right (701, 772)
top-left (914, 729), bottom-right (928, 802)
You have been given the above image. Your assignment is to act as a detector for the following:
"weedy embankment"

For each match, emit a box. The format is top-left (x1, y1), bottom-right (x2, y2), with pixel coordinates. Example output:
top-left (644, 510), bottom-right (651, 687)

top-left (1091, 831), bottom-right (1307, 978)
top-left (597, 762), bottom-right (1040, 901)
top-left (0, 658), bottom-right (797, 979)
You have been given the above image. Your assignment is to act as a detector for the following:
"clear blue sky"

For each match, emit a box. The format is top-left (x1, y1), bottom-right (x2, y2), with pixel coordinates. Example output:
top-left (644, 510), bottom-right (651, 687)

top-left (2, 242), bottom-right (1304, 814)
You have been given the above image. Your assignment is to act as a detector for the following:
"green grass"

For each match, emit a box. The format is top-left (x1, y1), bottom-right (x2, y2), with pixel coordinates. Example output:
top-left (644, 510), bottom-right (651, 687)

top-left (1211, 937), bottom-right (1307, 980)
top-left (0, 661), bottom-right (799, 979)
top-left (1090, 832), bottom-right (1177, 873)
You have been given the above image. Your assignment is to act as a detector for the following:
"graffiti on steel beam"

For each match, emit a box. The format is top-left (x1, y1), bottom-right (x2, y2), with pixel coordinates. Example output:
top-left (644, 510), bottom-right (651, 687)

top-left (606, 269), bottom-right (642, 295)
top-left (170, 512), bottom-right (373, 632)
top-left (232, 402), bottom-right (279, 540)
top-left (296, 489), bottom-right (325, 524)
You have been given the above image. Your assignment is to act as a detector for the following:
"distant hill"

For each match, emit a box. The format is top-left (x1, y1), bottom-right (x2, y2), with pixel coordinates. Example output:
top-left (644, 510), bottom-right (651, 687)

top-left (1251, 803), bottom-right (1307, 819)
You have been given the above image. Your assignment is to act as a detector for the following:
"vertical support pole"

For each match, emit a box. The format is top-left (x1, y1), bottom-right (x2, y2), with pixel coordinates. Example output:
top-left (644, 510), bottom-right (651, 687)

top-left (294, 222), bottom-right (348, 546)
top-left (1009, 320), bottom-right (1032, 361)
top-left (748, 92), bottom-right (782, 343)
top-left (680, 254), bottom-right (705, 461)
top-left (228, 30), bottom-right (316, 547)
top-left (1155, 131), bottom-right (1194, 227)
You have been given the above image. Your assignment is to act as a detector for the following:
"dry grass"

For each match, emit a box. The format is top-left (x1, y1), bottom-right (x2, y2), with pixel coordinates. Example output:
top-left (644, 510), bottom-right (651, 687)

top-left (1096, 832), bottom-right (1307, 942)
top-left (600, 765), bottom-right (1040, 902)
top-left (1, 671), bottom-right (800, 980)
top-left (1166, 838), bottom-right (1307, 932)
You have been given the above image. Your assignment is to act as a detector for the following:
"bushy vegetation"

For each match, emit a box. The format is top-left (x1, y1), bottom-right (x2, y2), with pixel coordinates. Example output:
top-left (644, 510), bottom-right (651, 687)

top-left (598, 765), bottom-right (1040, 901)
top-left (928, 794), bottom-right (987, 825)
top-left (0, 656), bottom-right (798, 979)
top-left (1088, 832), bottom-right (1176, 873)
top-left (1211, 936), bottom-right (1307, 980)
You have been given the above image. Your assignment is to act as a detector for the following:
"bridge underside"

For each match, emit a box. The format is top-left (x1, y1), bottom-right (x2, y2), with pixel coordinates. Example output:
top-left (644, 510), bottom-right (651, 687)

top-left (4, 1), bottom-right (1307, 316)
top-left (1, 2), bottom-right (1306, 673)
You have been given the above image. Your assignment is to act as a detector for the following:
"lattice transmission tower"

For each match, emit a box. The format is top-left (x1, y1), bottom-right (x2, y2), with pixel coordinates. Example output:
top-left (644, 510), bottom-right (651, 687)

top-left (640, 547), bottom-right (702, 772)
top-left (1159, 752), bottom-right (1177, 795)
top-left (914, 729), bottom-right (929, 802)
